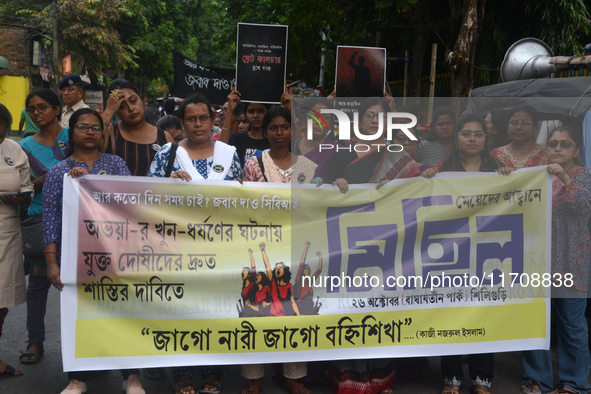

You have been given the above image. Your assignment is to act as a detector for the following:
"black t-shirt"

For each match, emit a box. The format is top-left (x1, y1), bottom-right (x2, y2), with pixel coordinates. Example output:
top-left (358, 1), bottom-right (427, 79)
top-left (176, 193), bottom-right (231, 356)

top-left (228, 132), bottom-right (270, 167)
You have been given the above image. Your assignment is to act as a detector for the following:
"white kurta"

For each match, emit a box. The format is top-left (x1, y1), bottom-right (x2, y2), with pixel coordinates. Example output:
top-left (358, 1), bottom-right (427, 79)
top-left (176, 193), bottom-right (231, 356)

top-left (0, 138), bottom-right (33, 308)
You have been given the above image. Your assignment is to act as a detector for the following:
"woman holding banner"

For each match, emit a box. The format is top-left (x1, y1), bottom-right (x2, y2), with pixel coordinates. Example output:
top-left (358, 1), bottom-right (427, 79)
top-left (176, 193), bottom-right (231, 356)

top-left (422, 114), bottom-right (510, 394)
top-left (101, 79), bottom-right (174, 176)
top-left (41, 108), bottom-right (145, 394)
top-left (521, 126), bottom-right (591, 394)
top-left (325, 97), bottom-right (421, 193)
top-left (147, 94), bottom-right (240, 394)
top-left (241, 106), bottom-right (311, 394)
top-left (489, 105), bottom-right (548, 170)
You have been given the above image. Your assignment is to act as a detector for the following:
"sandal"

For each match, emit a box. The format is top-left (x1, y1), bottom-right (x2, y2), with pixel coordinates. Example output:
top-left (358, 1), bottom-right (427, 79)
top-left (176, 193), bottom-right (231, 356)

top-left (549, 385), bottom-right (578, 394)
top-left (442, 385), bottom-right (460, 394)
top-left (173, 379), bottom-right (198, 394)
top-left (19, 341), bottom-right (43, 364)
top-left (242, 378), bottom-right (262, 394)
top-left (0, 362), bottom-right (23, 377)
top-left (522, 379), bottom-right (542, 394)
top-left (199, 380), bottom-right (221, 394)
top-left (471, 385), bottom-right (490, 394)
top-left (284, 378), bottom-right (310, 394)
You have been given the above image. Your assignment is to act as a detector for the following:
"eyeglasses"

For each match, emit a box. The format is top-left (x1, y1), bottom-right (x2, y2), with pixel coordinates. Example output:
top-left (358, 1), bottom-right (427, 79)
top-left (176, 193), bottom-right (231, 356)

top-left (459, 131), bottom-right (486, 139)
top-left (75, 124), bottom-right (102, 133)
top-left (184, 115), bottom-right (211, 125)
top-left (547, 140), bottom-right (576, 149)
top-left (268, 124), bottom-right (290, 132)
top-left (509, 120), bottom-right (534, 127)
top-left (26, 104), bottom-right (54, 114)
top-left (363, 112), bottom-right (382, 121)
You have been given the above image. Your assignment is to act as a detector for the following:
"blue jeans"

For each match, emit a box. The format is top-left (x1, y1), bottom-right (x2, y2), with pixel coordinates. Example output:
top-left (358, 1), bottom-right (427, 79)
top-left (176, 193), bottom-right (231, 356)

top-left (522, 296), bottom-right (591, 393)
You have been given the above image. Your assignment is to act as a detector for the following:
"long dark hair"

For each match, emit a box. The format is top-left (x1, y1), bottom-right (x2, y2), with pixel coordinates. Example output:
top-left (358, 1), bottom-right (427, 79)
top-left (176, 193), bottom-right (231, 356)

top-left (440, 114), bottom-right (499, 172)
top-left (273, 262), bottom-right (292, 283)
top-left (242, 267), bottom-right (256, 287)
top-left (256, 271), bottom-right (271, 288)
top-left (66, 108), bottom-right (104, 157)
top-left (426, 106), bottom-right (455, 142)
top-left (26, 89), bottom-right (61, 122)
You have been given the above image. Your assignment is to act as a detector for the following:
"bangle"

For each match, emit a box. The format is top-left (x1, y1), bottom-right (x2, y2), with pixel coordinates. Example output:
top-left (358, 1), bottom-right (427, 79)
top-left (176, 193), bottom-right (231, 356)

top-left (222, 127), bottom-right (230, 131)
top-left (43, 251), bottom-right (57, 256)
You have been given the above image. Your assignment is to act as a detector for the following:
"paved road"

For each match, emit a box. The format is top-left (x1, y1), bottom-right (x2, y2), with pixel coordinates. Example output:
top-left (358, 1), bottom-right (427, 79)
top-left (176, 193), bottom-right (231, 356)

top-left (0, 280), bottom-right (543, 394)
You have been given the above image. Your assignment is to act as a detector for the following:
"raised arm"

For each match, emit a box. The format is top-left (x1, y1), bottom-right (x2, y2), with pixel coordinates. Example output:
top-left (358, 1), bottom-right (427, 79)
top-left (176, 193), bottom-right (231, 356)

top-left (315, 251), bottom-right (323, 277)
top-left (295, 241), bottom-right (311, 287)
top-left (260, 242), bottom-right (272, 280)
top-left (248, 248), bottom-right (256, 270)
top-left (220, 86), bottom-right (241, 144)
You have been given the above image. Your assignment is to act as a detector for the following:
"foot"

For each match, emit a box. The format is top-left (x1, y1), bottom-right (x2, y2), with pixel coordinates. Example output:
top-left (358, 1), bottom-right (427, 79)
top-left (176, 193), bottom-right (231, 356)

top-left (122, 374), bottom-right (145, 394)
top-left (242, 378), bottom-right (263, 394)
top-left (19, 342), bottom-right (43, 364)
top-left (380, 389), bottom-right (394, 394)
top-left (175, 376), bottom-right (197, 394)
top-left (0, 361), bottom-right (23, 376)
top-left (471, 385), bottom-right (491, 394)
top-left (200, 374), bottom-right (221, 393)
top-left (549, 386), bottom-right (578, 394)
top-left (522, 379), bottom-right (541, 394)
top-left (284, 378), bottom-right (310, 394)
top-left (442, 385), bottom-right (460, 394)
top-left (60, 379), bottom-right (88, 394)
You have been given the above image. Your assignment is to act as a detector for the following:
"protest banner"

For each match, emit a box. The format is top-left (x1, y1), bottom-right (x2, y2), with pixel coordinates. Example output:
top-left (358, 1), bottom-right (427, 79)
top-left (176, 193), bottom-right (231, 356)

top-left (236, 22), bottom-right (288, 103)
top-left (335, 46), bottom-right (386, 97)
top-left (60, 168), bottom-right (551, 371)
top-left (173, 51), bottom-right (235, 103)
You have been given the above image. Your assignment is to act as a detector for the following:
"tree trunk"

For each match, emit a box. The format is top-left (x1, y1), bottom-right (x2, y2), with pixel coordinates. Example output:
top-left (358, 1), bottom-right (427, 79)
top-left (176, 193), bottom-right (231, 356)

top-left (407, 1), bottom-right (430, 99)
top-left (450, 0), bottom-right (487, 100)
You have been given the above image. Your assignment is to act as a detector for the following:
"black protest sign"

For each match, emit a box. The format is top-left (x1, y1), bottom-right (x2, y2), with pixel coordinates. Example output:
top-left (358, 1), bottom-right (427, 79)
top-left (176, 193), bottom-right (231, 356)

top-left (236, 23), bottom-right (288, 103)
top-left (173, 51), bottom-right (235, 104)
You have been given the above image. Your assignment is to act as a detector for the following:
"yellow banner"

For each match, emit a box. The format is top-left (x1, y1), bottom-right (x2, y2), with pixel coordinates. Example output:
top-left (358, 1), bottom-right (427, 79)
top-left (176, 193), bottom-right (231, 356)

top-left (60, 168), bottom-right (551, 371)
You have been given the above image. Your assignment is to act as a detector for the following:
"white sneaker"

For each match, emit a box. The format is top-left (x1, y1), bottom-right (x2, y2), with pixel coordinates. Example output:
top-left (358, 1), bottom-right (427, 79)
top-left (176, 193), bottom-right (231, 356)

top-left (122, 374), bottom-right (146, 394)
top-left (60, 380), bottom-right (88, 394)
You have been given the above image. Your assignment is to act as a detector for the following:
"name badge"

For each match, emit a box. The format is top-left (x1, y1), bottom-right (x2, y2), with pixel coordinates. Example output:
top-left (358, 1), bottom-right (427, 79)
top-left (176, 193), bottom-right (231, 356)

top-left (212, 164), bottom-right (224, 173)
top-left (4, 156), bottom-right (15, 166)
top-left (152, 144), bottom-right (161, 152)
top-left (297, 173), bottom-right (306, 184)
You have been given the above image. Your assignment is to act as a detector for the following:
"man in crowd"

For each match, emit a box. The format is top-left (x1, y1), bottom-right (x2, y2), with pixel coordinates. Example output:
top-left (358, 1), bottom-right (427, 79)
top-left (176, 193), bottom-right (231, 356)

top-left (58, 75), bottom-right (89, 128)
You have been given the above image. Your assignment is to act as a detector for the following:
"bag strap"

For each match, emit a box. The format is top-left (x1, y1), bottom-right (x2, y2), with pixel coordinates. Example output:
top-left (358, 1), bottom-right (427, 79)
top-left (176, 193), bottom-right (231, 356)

top-left (256, 154), bottom-right (268, 182)
top-left (66, 158), bottom-right (75, 169)
top-left (165, 143), bottom-right (179, 178)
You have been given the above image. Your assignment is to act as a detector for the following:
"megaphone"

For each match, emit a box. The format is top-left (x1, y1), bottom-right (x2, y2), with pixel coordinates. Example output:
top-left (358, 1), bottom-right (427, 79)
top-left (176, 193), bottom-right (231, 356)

top-left (500, 37), bottom-right (591, 82)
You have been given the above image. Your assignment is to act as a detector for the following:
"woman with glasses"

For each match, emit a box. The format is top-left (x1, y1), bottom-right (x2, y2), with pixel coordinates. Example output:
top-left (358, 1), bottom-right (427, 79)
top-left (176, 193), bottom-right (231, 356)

top-left (325, 97), bottom-right (421, 193)
top-left (41, 108), bottom-right (144, 394)
top-left (147, 94), bottom-right (240, 394)
top-left (521, 126), bottom-right (591, 394)
top-left (101, 79), bottom-right (173, 176)
top-left (422, 114), bottom-right (509, 394)
top-left (18, 89), bottom-right (68, 365)
top-left (490, 105), bottom-right (549, 170)
top-left (391, 126), bottom-right (432, 172)
top-left (414, 106), bottom-right (455, 166)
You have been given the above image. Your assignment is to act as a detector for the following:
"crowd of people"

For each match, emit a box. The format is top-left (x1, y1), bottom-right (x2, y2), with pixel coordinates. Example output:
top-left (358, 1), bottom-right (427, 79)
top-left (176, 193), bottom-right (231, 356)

top-left (0, 73), bottom-right (589, 394)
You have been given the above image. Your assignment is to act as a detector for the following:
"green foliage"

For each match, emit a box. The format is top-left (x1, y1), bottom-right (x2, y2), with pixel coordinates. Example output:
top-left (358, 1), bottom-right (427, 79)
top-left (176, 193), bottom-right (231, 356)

top-left (145, 77), bottom-right (168, 102)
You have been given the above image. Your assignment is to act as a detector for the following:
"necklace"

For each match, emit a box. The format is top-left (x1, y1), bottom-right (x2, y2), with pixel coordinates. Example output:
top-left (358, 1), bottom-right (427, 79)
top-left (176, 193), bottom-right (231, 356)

top-left (509, 143), bottom-right (535, 158)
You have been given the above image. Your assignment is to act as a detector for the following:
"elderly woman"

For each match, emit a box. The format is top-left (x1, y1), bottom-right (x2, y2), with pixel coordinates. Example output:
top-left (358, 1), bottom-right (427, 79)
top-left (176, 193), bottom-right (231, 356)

top-left (489, 105), bottom-right (548, 169)
top-left (521, 126), bottom-right (591, 394)
top-left (101, 79), bottom-right (173, 176)
top-left (0, 103), bottom-right (33, 377)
